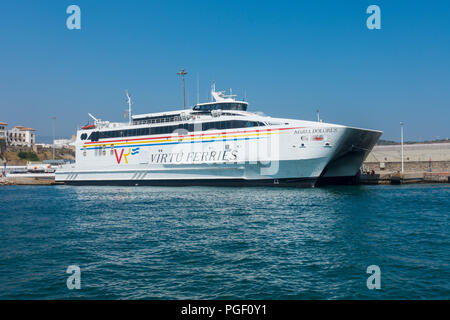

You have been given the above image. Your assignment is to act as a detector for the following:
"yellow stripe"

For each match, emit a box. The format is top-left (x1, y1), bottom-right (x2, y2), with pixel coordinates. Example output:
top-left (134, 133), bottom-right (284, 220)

top-left (84, 131), bottom-right (283, 148)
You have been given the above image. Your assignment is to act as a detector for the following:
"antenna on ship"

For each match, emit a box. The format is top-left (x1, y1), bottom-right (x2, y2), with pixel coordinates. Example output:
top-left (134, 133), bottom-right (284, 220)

top-left (88, 113), bottom-right (98, 123)
top-left (211, 80), bottom-right (216, 102)
top-left (126, 90), bottom-right (132, 125)
top-left (177, 68), bottom-right (188, 110)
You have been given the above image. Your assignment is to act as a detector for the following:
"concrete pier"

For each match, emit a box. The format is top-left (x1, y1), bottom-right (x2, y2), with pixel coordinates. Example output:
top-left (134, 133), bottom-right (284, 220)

top-left (360, 172), bottom-right (449, 185)
top-left (364, 142), bottom-right (450, 173)
top-left (360, 142), bottom-right (450, 185)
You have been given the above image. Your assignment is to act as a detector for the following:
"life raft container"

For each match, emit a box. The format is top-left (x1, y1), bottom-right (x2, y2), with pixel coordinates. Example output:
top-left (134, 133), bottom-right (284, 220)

top-left (81, 124), bottom-right (96, 130)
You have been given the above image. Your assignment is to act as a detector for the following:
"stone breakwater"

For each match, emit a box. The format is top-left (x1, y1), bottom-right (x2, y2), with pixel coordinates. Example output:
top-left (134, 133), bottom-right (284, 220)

top-left (1, 173), bottom-right (62, 185)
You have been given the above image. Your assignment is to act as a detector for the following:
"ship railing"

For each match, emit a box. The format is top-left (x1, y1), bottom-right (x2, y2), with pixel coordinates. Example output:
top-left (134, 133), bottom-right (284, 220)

top-left (133, 116), bottom-right (183, 126)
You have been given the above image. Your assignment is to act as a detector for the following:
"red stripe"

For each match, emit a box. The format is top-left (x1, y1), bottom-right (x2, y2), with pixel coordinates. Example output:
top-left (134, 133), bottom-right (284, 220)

top-left (84, 126), bottom-right (306, 145)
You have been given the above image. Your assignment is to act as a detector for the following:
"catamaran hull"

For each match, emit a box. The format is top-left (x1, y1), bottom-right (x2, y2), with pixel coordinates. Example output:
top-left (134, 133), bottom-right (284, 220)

top-left (56, 157), bottom-right (330, 188)
top-left (317, 127), bottom-right (382, 185)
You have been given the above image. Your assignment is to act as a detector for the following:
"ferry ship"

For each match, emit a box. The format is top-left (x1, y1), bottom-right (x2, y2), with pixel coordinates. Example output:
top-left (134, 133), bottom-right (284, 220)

top-left (56, 85), bottom-right (382, 187)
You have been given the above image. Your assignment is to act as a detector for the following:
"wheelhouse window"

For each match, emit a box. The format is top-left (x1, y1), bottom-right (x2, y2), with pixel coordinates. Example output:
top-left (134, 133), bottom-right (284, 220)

top-left (193, 102), bottom-right (247, 112)
top-left (133, 114), bottom-right (181, 125)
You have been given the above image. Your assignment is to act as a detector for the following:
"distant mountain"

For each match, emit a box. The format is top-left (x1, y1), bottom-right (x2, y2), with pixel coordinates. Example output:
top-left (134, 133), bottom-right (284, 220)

top-left (377, 138), bottom-right (449, 145)
top-left (376, 139), bottom-right (398, 145)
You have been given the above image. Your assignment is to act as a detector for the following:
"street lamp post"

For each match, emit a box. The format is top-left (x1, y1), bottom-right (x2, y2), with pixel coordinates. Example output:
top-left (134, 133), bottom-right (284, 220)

top-left (51, 116), bottom-right (56, 160)
top-left (400, 122), bottom-right (404, 174)
top-left (177, 69), bottom-right (188, 110)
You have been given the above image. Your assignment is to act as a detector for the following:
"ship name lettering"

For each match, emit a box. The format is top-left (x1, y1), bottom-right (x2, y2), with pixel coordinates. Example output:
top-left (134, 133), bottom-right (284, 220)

top-left (294, 128), bottom-right (337, 134)
top-left (150, 150), bottom-right (238, 163)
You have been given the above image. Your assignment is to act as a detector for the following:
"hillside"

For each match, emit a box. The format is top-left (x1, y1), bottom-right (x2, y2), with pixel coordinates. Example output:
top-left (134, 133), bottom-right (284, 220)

top-left (0, 146), bottom-right (75, 165)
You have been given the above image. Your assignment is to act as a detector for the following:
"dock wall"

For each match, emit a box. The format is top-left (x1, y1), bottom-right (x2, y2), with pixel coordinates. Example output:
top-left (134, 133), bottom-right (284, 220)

top-left (363, 143), bottom-right (450, 173)
top-left (364, 160), bottom-right (450, 173)
top-left (361, 143), bottom-right (450, 185)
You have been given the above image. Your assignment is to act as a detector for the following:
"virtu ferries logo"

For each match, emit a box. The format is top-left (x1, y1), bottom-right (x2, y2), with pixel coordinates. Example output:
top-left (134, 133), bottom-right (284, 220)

top-left (115, 148), bottom-right (140, 164)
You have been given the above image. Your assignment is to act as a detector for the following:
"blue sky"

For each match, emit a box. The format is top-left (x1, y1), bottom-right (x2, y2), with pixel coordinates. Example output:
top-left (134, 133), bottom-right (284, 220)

top-left (1, 0), bottom-right (449, 141)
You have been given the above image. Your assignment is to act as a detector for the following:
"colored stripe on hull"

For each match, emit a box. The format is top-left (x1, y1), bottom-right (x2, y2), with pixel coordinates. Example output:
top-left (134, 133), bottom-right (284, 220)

top-left (80, 126), bottom-right (305, 150)
top-left (83, 126), bottom-right (305, 145)
top-left (82, 136), bottom-right (266, 150)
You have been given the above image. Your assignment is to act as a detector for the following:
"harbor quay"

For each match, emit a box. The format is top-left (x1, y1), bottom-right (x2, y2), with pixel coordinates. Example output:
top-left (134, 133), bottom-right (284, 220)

top-left (361, 142), bottom-right (450, 184)
top-left (0, 163), bottom-right (66, 185)
top-left (1, 172), bottom-right (59, 185)
top-left (0, 143), bottom-right (74, 185)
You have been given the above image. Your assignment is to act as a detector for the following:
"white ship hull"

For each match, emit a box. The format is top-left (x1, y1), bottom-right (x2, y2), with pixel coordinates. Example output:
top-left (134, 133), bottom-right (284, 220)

top-left (57, 158), bottom-right (330, 187)
top-left (56, 125), bottom-right (381, 187)
top-left (56, 86), bottom-right (381, 187)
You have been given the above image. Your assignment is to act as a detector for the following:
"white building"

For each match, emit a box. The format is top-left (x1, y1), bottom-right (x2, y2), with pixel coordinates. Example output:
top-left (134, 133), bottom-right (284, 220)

top-left (53, 138), bottom-right (74, 148)
top-left (8, 126), bottom-right (36, 147)
top-left (0, 122), bottom-right (7, 140)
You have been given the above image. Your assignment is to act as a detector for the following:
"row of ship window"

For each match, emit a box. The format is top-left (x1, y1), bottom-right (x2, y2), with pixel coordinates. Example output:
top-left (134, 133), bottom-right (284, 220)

top-left (84, 120), bottom-right (266, 141)
top-left (193, 103), bottom-right (247, 111)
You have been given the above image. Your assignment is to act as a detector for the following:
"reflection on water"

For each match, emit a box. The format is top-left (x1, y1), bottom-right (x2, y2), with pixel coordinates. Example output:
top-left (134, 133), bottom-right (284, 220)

top-left (0, 184), bottom-right (449, 299)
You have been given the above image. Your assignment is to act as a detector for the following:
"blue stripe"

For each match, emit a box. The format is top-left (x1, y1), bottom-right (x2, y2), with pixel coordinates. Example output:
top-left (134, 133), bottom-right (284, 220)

top-left (81, 136), bottom-right (265, 150)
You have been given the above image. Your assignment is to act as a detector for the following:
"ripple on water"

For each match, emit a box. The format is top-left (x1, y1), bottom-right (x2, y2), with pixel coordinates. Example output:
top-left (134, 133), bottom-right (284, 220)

top-left (0, 184), bottom-right (449, 299)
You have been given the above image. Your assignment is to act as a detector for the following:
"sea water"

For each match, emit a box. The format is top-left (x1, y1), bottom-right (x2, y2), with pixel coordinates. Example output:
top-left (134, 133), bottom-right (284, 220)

top-left (0, 184), bottom-right (448, 299)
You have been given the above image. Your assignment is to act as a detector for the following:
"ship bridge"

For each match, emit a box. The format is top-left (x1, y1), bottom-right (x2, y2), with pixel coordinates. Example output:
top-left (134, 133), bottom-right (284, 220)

top-left (193, 101), bottom-right (248, 112)
top-left (193, 85), bottom-right (248, 112)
